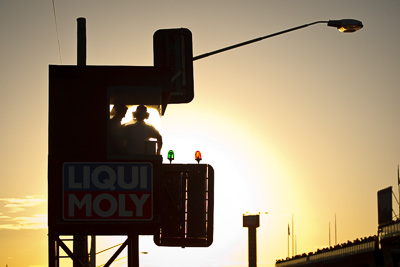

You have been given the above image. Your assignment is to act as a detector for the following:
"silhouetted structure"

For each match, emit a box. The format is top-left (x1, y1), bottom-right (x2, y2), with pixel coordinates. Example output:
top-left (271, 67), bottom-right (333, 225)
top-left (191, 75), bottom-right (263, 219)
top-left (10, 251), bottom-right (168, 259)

top-left (276, 211), bottom-right (400, 266)
top-left (243, 214), bottom-right (260, 267)
top-left (276, 235), bottom-right (381, 267)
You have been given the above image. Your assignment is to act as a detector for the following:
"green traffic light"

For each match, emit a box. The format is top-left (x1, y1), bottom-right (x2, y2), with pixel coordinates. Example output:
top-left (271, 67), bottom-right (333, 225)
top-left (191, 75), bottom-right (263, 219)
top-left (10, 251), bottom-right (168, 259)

top-left (168, 150), bottom-right (174, 163)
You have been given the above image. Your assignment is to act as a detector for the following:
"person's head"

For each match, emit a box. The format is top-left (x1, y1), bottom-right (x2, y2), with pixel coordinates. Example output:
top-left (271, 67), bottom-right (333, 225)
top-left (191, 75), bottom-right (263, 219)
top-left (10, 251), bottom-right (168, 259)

top-left (111, 104), bottom-right (128, 119)
top-left (133, 105), bottom-right (149, 121)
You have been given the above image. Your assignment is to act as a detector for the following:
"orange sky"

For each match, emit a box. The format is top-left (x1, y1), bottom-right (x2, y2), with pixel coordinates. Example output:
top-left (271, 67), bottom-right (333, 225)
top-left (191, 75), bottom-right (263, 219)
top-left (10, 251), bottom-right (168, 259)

top-left (0, 0), bottom-right (400, 266)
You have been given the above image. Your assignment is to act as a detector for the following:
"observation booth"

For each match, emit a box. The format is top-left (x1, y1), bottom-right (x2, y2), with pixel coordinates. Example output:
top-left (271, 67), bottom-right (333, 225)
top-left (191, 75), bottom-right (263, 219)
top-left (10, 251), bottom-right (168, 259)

top-left (48, 28), bottom-right (213, 267)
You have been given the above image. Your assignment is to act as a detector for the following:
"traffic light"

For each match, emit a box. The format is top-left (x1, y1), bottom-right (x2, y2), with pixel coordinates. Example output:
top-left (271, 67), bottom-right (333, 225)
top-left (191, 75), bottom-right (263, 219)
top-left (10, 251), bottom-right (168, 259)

top-left (167, 150), bottom-right (175, 164)
top-left (153, 28), bottom-right (194, 104)
top-left (155, 164), bottom-right (214, 247)
top-left (195, 150), bottom-right (202, 164)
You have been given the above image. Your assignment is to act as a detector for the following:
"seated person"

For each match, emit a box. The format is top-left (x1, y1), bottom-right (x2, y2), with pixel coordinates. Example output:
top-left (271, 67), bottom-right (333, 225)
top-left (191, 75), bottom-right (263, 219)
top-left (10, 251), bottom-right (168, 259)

top-left (125, 105), bottom-right (162, 155)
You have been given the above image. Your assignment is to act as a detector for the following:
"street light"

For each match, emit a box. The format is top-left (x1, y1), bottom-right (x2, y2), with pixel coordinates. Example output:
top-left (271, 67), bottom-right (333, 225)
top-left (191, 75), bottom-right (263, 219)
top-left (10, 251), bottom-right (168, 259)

top-left (327, 19), bottom-right (363, 33)
top-left (193, 19), bottom-right (363, 61)
top-left (243, 212), bottom-right (268, 267)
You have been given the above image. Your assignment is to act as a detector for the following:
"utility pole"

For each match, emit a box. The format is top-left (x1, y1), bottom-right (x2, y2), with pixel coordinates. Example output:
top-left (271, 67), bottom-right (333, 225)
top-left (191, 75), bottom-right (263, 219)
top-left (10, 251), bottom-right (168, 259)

top-left (288, 224), bottom-right (290, 258)
top-left (73, 17), bottom-right (89, 267)
top-left (398, 165), bottom-right (400, 218)
top-left (329, 221), bottom-right (331, 247)
top-left (77, 17), bottom-right (86, 66)
top-left (292, 214), bottom-right (294, 257)
top-left (335, 214), bottom-right (337, 245)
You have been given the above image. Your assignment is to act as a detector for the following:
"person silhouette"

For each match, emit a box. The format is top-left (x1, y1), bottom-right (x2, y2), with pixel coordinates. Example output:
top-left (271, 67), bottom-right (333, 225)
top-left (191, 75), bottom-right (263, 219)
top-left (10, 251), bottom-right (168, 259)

top-left (125, 105), bottom-right (162, 155)
top-left (109, 103), bottom-right (128, 155)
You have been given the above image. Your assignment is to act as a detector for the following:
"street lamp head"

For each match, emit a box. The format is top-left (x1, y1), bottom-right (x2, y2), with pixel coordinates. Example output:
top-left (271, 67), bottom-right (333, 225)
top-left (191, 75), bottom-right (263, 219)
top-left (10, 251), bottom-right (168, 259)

top-left (327, 19), bottom-right (363, 33)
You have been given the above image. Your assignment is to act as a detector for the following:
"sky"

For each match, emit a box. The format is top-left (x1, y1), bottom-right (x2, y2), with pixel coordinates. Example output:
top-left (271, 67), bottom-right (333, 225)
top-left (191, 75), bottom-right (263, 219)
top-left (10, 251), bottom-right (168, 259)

top-left (0, 0), bottom-right (399, 266)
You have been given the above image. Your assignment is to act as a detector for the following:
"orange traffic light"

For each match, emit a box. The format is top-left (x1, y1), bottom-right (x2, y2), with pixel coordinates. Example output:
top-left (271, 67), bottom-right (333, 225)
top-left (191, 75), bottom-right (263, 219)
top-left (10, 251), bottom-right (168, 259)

top-left (195, 151), bottom-right (202, 164)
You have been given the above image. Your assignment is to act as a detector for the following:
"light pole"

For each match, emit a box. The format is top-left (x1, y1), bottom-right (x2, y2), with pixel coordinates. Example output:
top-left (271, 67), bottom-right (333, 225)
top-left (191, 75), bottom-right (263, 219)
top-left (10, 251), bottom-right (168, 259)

top-left (193, 19), bottom-right (363, 61)
top-left (243, 212), bottom-right (268, 267)
top-left (243, 214), bottom-right (260, 267)
top-left (222, 19), bottom-right (361, 266)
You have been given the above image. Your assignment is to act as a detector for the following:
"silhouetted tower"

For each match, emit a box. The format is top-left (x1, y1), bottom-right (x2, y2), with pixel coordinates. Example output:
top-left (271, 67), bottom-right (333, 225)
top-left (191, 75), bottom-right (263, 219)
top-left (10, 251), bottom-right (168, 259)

top-left (243, 214), bottom-right (260, 267)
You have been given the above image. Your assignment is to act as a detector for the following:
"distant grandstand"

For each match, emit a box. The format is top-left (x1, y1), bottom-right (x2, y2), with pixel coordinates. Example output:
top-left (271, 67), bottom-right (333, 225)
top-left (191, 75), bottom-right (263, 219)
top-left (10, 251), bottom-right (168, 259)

top-left (276, 189), bottom-right (400, 267)
top-left (276, 235), bottom-right (380, 266)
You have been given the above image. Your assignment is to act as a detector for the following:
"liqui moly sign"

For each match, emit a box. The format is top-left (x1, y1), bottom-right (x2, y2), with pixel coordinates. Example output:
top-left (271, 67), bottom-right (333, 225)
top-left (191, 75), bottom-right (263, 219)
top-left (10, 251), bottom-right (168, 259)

top-left (63, 162), bottom-right (153, 221)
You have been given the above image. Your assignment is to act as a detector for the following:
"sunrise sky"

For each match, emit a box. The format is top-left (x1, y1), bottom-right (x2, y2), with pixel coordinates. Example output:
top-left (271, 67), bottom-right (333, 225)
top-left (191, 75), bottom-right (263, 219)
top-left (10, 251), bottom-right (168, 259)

top-left (0, 0), bottom-right (399, 266)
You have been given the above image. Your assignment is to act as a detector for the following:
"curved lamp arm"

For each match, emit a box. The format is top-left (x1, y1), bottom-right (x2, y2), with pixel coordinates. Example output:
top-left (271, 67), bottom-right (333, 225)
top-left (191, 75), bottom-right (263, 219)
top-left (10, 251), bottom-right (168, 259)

top-left (193, 19), bottom-right (363, 61)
